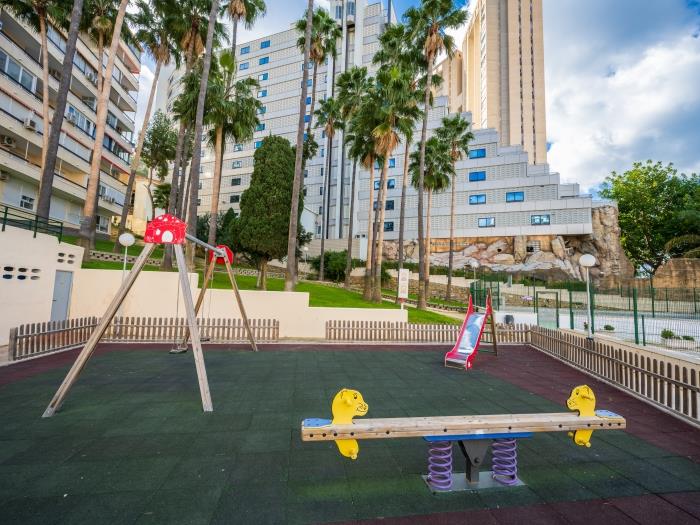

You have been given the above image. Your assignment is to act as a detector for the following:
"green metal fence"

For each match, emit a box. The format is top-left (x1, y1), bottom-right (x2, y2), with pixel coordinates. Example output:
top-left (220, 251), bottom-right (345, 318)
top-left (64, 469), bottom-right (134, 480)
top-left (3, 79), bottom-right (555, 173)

top-left (1, 204), bottom-right (63, 241)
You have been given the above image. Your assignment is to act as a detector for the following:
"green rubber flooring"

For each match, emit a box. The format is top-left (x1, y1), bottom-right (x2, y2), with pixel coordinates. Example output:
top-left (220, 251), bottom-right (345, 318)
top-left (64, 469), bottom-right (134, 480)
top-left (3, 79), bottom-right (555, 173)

top-left (0, 346), bottom-right (698, 524)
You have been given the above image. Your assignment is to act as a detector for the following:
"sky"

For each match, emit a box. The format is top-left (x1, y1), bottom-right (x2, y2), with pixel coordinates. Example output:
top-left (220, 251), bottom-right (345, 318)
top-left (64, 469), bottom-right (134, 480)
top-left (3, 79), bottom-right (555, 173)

top-left (133, 0), bottom-right (700, 192)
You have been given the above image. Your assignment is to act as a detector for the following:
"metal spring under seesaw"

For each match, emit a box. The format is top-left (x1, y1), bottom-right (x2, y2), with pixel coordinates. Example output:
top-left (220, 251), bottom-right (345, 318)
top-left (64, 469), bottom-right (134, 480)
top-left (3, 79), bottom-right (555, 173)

top-left (427, 441), bottom-right (453, 490)
top-left (491, 438), bottom-right (519, 486)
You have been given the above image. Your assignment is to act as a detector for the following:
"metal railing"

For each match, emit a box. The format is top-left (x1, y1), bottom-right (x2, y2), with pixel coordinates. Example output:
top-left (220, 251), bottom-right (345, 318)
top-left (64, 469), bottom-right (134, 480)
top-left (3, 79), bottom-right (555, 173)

top-left (1, 204), bottom-right (63, 241)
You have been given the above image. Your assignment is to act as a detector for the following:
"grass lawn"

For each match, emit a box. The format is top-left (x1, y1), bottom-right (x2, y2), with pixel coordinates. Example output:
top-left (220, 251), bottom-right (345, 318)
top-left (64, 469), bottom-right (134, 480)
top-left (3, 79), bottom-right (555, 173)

top-left (382, 288), bottom-right (467, 308)
top-left (61, 235), bottom-right (165, 259)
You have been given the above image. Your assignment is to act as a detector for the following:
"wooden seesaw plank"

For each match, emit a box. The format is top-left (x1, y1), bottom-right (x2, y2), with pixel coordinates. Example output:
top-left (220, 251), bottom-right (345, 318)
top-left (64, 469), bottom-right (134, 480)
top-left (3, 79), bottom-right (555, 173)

top-left (301, 412), bottom-right (626, 441)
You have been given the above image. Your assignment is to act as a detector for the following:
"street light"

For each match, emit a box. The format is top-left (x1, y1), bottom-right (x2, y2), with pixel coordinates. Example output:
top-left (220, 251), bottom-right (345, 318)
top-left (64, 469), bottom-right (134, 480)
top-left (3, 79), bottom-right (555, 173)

top-left (470, 260), bottom-right (479, 281)
top-left (579, 254), bottom-right (596, 338)
top-left (303, 246), bottom-right (309, 264)
top-left (118, 232), bottom-right (136, 282)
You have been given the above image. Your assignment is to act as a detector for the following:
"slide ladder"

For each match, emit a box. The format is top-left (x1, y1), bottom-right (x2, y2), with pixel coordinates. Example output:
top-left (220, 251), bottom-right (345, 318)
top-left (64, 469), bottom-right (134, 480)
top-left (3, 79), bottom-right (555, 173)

top-left (444, 295), bottom-right (493, 370)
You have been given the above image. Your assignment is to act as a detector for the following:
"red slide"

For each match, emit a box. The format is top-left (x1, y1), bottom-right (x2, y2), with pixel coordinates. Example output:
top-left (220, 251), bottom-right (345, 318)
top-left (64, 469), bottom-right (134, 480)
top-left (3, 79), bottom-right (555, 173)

top-left (444, 294), bottom-right (493, 370)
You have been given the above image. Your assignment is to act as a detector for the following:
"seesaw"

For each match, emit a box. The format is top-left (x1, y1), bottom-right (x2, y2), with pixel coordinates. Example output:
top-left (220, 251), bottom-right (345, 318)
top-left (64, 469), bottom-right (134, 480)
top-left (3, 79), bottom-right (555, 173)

top-left (301, 386), bottom-right (626, 492)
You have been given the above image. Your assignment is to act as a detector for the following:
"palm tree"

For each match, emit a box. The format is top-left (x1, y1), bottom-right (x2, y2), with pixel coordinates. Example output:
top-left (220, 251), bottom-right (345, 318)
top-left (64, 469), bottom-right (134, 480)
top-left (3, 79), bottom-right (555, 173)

top-left (285, 0), bottom-right (314, 291)
top-left (223, 0), bottom-right (265, 57)
top-left (161, 0), bottom-right (225, 269)
top-left (206, 50), bottom-right (260, 245)
top-left (410, 136), bottom-right (452, 300)
top-left (369, 65), bottom-right (422, 302)
top-left (77, 0), bottom-right (129, 260)
top-left (295, 8), bottom-right (339, 140)
top-left (372, 23), bottom-right (425, 285)
top-left (405, 0), bottom-right (467, 308)
top-left (435, 114), bottom-right (473, 300)
top-left (314, 96), bottom-right (343, 280)
top-left (113, 0), bottom-right (180, 252)
top-left (0, 0), bottom-right (69, 169)
top-left (35, 0), bottom-right (85, 219)
top-left (665, 234), bottom-right (700, 258)
top-left (336, 66), bottom-right (371, 288)
top-left (184, 0), bottom-right (222, 268)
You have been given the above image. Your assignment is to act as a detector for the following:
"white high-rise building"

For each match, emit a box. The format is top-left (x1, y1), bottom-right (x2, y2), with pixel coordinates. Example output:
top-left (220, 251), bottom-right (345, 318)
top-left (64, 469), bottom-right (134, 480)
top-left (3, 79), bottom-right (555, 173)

top-left (0, 11), bottom-right (141, 234)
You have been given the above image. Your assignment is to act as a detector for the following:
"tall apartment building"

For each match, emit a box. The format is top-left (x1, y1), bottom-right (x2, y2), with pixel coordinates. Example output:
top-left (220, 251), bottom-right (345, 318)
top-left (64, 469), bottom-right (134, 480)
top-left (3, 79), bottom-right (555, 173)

top-left (461, 0), bottom-right (547, 165)
top-left (0, 11), bottom-right (140, 234)
top-left (156, 0), bottom-right (388, 240)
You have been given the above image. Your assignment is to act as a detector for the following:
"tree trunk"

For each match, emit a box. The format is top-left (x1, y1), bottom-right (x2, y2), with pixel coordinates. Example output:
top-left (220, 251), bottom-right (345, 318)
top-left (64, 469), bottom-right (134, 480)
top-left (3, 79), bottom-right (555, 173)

top-left (207, 126), bottom-right (224, 245)
top-left (146, 166), bottom-right (155, 217)
top-left (344, 160), bottom-right (357, 289)
top-left (416, 53), bottom-right (435, 309)
top-left (424, 188), bottom-right (433, 301)
top-left (36, 0), bottom-right (85, 219)
top-left (371, 159), bottom-right (390, 302)
top-left (182, 165), bottom-right (192, 224)
top-left (186, 0), bottom-right (221, 270)
top-left (78, 0), bottom-right (129, 262)
top-left (113, 59), bottom-right (162, 252)
top-left (396, 139), bottom-right (410, 301)
top-left (257, 258), bottom-right (268, 290)
top-left (319, 130), bottom-right (333, 281)
top-left (230, 17), bottom-right (238, 56)
top-left (285, 0), bottom-right (314, 291)
top-left (38, 14), bottom-right (50, 167)
top-left (447, 172), bottom-right (456, 301)
top-left (363, 163), bottom-right (375, 300)
top-left (176, 132), bottom-right (191, 217)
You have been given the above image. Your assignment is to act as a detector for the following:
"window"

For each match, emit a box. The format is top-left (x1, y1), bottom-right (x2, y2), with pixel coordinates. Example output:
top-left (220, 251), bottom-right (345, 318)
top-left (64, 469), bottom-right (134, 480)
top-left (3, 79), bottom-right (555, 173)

top-left (303, 187), bottom-right (307, 196)
top-left (196, 198), bottom-right (201, 206)
top-left (19, 195), bottom-right (34, 210)
top-left (0, 51), bottom-right (36, 93)
top-left (258, 72), bottom-right (268, 81)
top-left (389, 158), bottom-right (396, 168)
top-left (257, 106), bottom-right (266, 115)
top-left (231, 177), bottom-right (241, 185)
top-left (256, 123), bottom-right (265, 131)
top-left (531, 214), bottom-right (551, 225)
top-left (306, 96), bottom-right (311, 104)
top-left (317, 225), bottom-right (322, 235)
top-left (304, 114), bottom-right (310, 123)
top-left (232, 161), bottom-right (242, 169)
top-left (259, 56), bottom-right (269, 65)
top-left (319, 186), bottom-right (324, 195)
top-left (374, 179), bottom-right (396, 190)
top-left (229, 194), bottom-right (240, 204)
top-left (241, 46), bottom-right (250, 55)
top-left (254, 140), bottom-right (263, 149)
top-left (347, 1), bottom-right (355, 15)
top-left (335, 4), bottom-right (343, 18)
top-left (304, 169), bottom-right (308, 178)
top-left (67, 105), bottom-right (95, 137)
top-left (257, 89), bottom-right (267, 98)
top-left (469, 148), bottom-right (486, 159)
top-left (469, 194), bottom-right (486, 205)
top-left (234, 143), bottom-right (243, 151)
top-left (239, 62), bottom-right (249, 70)
top-left (320, 147), bottom-right (325, 157)
top-left (373, 200), bottom-right (395, 211)
top-left (469, 171), bottom-right (486, 182)
top-left (478, 217), bottom-right (495, 228)
top-left (304, 61), bottom-right (313, 70)
top-left (506, 191), bottom-right (524, 202)
top-left (384, 221), bottom-right (394, 232)
top-left (306, 79), bottom-right (313, 87)
top-left (318, 206), bottom-right (323, 214)
top-left (260, 40), bottom-right (270, 49)
top-left (320, 167), bottom-right (324, 178)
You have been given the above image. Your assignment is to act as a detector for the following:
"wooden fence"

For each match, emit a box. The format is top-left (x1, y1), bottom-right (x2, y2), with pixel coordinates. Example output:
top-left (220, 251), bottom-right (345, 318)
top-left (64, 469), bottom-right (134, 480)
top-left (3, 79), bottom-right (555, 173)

top-left (530, 325), bottom-right (700, 426)
top-left (325, 320), bottom-right (531, 344)
top-left (9, 316), bottom-right (279, 361)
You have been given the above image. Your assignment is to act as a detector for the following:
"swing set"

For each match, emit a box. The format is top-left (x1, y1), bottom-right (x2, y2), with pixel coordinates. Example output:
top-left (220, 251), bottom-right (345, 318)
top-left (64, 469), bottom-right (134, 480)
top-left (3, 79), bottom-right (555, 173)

top-left (42, 214), bottom-right (256, 418)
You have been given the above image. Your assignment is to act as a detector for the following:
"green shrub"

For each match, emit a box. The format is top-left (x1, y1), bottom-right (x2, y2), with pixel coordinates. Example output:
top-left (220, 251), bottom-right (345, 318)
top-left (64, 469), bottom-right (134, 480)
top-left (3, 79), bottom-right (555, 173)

top-left (682, 335), bottom-right (695, 341)
top-left (310, 251), bottom-right (363, 282)
top-left (603, 324), bottom-right (615, 331)
top-left (660, 329), bottom-right (675, 340)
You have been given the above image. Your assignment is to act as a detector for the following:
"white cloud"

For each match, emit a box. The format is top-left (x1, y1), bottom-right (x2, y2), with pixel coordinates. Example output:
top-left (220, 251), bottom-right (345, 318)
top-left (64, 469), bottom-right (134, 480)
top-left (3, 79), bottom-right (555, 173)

top-left (543, 0), bottom-right (700, 191)
top-left (134, 62), bottom-right (155, 139)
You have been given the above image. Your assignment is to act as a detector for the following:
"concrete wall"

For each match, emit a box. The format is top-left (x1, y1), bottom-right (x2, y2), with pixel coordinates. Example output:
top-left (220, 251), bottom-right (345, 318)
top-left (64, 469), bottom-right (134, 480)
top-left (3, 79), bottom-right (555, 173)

top-left (0, 226), bottom-right (84, 345)
top-left (69, 269), bottom-right (407, 339)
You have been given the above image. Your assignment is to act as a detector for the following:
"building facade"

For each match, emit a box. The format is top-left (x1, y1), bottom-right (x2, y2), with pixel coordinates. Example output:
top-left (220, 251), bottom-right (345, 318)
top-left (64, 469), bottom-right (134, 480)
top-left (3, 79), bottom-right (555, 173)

top-left (0, 11), bottom-right (140, 234)
top-left (156, 0), bottom-right (388, 240)
top-left (462, 0), bottom-right (547, 165)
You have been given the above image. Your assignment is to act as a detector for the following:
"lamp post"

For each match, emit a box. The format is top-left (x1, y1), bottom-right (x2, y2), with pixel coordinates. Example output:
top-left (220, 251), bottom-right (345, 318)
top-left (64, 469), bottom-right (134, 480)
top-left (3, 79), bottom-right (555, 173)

top-left (303, 246), bottom-right (309, 265)
top-left (579, 254), bottom-right (596, 338)
top-left (470, 260), bottom-right (479, 281)
top-left (117, 233), bottom-right (135, 334)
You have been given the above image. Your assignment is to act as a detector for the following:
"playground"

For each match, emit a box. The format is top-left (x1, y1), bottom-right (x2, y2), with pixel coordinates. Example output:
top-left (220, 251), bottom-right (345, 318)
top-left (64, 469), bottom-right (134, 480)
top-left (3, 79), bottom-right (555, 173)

top-left (1, 343), bottom-right (699, 524)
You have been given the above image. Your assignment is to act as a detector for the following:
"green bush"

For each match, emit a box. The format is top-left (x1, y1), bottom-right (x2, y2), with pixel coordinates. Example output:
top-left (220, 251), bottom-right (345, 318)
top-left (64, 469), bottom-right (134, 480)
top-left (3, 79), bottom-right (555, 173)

top-left (682, 335), bottom-right (695, 341)
top-left (660, 329), bottom-right (675, 340)
top-left (310, 251), bottom-right (362, 282)
top-left (603, 324), bottom-right (615, 331)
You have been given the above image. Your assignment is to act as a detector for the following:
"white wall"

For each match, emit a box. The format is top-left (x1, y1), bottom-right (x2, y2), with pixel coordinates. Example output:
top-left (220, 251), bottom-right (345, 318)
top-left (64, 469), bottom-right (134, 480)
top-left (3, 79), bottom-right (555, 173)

top-left (0, 226), bottom-right (84, 345)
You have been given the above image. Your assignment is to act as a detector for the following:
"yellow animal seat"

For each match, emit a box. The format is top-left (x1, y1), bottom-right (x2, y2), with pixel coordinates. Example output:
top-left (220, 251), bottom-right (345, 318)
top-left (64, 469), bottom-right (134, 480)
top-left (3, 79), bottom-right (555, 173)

top-left (566, 385), bottom-right (596, 447)
top-left (331, 388), bottom-right (369, 460)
